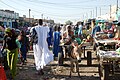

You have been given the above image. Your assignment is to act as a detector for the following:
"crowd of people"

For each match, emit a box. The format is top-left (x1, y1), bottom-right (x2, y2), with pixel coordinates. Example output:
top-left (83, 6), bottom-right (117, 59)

top-left (0, 18), bottom-right (120, 80)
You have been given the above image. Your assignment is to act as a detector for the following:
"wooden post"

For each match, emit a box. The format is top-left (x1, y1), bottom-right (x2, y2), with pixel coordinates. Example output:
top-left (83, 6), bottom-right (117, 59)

top-left (83, 46), bottom-right (86, 58)
top-left (87, 51), bottom-right (92, 66)
top-left (103, 64), bottom-right (110, 80)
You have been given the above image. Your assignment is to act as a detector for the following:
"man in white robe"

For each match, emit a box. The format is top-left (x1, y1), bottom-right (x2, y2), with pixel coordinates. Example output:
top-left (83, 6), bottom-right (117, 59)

top-left (30, 19), bottom-right (53, 75)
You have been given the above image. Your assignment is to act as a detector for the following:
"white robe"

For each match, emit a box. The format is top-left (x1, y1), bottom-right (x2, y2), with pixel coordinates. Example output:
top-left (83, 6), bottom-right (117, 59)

top-left (33, 25), bottom-right (53, 70)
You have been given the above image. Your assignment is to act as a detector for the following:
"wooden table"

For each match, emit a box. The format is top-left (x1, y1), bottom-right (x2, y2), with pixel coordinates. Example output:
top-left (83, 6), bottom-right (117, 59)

top-left (82, 42), bottom-right (92, 58)
top-left (97, 50), bottom-right (120, 80)
top-left (82, 42), bottom-right (93, 65)
top-left (94, 38), bottom-right (119, 51)
top-left (94, 38), bottom-right (119, 44)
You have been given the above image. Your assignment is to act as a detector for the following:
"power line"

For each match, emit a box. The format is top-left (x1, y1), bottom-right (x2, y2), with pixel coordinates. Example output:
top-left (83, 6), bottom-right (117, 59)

top-left (15, 0), bottom-right (91, 10)
top-left (32, 9), bottom-right (84, 18)
top-left (1, 0), bottom-right (112, 22)
top-left (26, 0), bottom-right (97, 6)
top-left (9, 0), bottom-right (94, 15)
top-left (0, 0), bottom-right (25, 11)
top-left (0, 0), bottom-right (85, 20)
top-left (24, 0), bottom-right (95, 9)
top-left (38, 0), bottom-right (96, 4)
top-left (6, 0), bottom-right (88, 17)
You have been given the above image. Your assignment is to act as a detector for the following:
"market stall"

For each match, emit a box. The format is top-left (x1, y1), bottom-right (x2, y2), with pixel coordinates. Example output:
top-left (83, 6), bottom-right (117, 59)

top-left (97, 49), bottom-right (120, 80)
top-left (93, 31), bottom-right (120, 51)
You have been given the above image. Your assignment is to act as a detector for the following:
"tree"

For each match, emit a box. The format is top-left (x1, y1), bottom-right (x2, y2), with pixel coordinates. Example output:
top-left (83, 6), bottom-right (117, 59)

top-left (65, 20), bottom-right (73, 25)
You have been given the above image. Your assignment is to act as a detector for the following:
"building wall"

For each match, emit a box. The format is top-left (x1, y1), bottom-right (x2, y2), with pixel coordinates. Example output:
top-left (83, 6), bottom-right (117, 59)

top-left (0, 10), bottom-right (19, 28)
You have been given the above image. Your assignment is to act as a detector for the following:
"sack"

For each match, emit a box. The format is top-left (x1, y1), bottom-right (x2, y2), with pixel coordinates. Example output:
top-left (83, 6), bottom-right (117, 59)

top-left (0, 64), bottom-right (7, 80)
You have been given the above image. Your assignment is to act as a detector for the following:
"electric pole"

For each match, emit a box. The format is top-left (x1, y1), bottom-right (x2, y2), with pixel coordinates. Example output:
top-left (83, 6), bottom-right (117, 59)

top-left (91, 11), bottom-right (92, 18)
top-left (96, 7), bottom-right (97, 17)
top-left (29, 9), bottom-right (31, 26)
top-left (110, 5), bottom-right (111, 18)
top-left (41, 14), bottom-right (43, 19)
top-left (117, 0), bottom-right (118, 10)
top-left (100, 7), bottom-right (101, 16)
top-left (83, 14), bottom-right (84, 20)
top-left (86, 13), bottom-right (88, 19)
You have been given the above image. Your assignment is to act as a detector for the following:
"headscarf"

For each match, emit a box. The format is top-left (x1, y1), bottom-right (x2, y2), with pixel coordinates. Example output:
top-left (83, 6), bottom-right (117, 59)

top-left (5, 28), bottom-right (11, 33)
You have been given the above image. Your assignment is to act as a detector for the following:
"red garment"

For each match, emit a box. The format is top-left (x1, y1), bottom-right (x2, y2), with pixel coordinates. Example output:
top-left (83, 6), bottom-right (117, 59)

top-left (0, 64), bottom-right (7, 80)
top-left (107, 25), bottom-right (115, 34)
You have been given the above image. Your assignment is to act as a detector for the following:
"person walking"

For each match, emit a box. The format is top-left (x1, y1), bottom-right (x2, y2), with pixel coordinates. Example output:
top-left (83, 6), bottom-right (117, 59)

top-left (53, 26), bottom-right (61, 58)
top-left (1, 28), bottom-right (19, 79)
top-left (19, 30), bottom-right (29, 65)
top-left (47, 25), bottom-right (53, 49)
top-left (30, 19), bottom-right (53, 75)
top-left (78, 22), bottom-right (83, 39)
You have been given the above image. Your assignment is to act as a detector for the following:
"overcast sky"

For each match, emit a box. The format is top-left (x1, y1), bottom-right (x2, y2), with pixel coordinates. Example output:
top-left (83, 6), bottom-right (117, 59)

top-left (0, 0), bottom-right (119, 24)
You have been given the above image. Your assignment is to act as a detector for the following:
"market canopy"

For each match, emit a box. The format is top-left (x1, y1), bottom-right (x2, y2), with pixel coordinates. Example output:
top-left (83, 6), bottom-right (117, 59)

top-left (96, 20), bottom-right (108, 23)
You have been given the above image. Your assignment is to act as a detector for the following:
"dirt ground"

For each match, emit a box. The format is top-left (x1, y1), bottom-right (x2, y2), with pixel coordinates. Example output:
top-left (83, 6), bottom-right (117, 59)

top-left (6, 50), bottom-right (120, 80)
